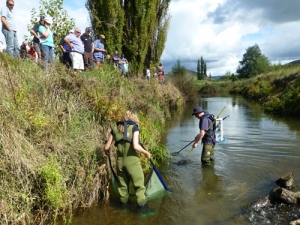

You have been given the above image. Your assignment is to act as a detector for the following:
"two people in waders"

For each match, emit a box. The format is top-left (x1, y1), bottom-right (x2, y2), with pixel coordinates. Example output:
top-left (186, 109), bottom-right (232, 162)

top-left (192, 106), bottom-right (217, 165)
top-left (103, 110), bottom-right (156, 216)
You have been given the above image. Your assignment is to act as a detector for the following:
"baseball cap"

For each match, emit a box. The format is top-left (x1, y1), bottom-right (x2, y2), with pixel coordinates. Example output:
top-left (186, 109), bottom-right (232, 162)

top-left (100, 34), bottom-right (105, 39)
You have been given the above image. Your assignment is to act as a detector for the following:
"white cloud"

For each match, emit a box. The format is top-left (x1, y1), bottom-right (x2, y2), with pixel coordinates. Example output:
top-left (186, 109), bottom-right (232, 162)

top-left (162, 0), bottom-right (300, 75)
top-left (0, 1), bottom-right (89, 46)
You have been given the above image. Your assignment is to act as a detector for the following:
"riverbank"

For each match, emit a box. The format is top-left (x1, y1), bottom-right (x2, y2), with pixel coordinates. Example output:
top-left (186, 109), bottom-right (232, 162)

top-left (0, 53), bottom-right (184, 224)
top-left (196, 63), bottom-right (300, 116)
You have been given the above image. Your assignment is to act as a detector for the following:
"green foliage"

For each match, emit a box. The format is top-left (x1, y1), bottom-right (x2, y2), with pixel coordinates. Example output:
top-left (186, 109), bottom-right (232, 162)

top-left (87, 0), bottom-right (171, 75)
top-left (170, 60), bottom-right (198, 102)
top-left (0, 53), bottom-right (184, 224)
top-left (197, 56), bottom-right (207, 80)
top-left (27, 0), bottom-right (75, 57)
top-left (230, 63), bottom-right (300, 116)
top-left (236, 44), bottom-right (270, 79)
top-left (40, 156), bottom-right (67, 211)
top-left (171, 60), bottom-right (186, 77)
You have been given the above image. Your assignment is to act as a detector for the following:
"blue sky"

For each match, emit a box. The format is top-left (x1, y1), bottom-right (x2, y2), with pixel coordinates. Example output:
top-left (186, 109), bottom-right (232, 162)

top-left (2, 0), bottom-right (300, 76)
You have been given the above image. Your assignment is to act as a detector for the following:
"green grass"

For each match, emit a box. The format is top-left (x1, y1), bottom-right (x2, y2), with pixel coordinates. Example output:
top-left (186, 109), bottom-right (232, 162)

top-left (0, 53), bottom-right (184, 224)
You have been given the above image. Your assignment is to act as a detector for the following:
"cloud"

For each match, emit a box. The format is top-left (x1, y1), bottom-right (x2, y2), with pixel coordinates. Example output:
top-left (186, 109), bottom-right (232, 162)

top-left (162, 0), bottom-right (300, 75)
top-left (0, 0), bottom-right (89, 47)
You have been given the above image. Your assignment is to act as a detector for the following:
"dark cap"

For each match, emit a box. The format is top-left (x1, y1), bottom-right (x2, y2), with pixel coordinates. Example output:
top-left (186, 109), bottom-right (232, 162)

top-left (86, 27), bottom-right (92, 32)
top-left (192, 106), bottom-right (204, 116)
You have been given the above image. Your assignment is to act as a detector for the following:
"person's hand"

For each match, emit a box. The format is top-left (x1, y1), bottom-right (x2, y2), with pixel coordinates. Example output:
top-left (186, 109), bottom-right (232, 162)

top-left (104, 150), bottom-right (110, 156)
top-left (144, 151), bottom-right (151, 160)
top-left (192, 143), bottom-right (198, 149)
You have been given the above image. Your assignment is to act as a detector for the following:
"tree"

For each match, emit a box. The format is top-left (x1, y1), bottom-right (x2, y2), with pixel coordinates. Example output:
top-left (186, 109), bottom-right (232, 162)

top-left (87, 0), bottom-right (171, 75)
top-left (236, 44), bottom-right (270, 79)
top-left (197, 56), bottom-right (207, 80)
top-left (171, 60), bottom-right (186, 77)
top-left (197, 59), bottom-right (201, 80)
top-left (27, 0), bottom-right (75, 57)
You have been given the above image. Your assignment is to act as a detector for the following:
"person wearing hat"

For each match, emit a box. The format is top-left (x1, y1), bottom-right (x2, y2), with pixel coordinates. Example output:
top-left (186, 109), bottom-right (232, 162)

top-left (118, 53), bottom-right (128, 77)
top-left (93, 34), bottom-right (107, 68)
top-left (1, 0), bottom-right (19, 58)
top-left (192, 106), bottom-right (216, 165)
top-left (38, 16), bottom-right (54, 66)
top-left (80, 27), bottom-right (94, 70)
top-left (30, 15), bottom-right (45, 63)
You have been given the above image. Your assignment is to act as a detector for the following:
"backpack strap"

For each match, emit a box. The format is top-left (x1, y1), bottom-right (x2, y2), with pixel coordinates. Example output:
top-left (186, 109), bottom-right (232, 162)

top-left (114, 120), bottom-right (138, 146)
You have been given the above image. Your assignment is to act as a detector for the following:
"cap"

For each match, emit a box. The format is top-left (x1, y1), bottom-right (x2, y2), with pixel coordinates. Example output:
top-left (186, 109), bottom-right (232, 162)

top-left (44, 16), bottom-right (53, 25)
top-left (100, 34), bottom-right (105, 39)
top-left (86, 27), bottom-right (92, 32)
top-left (192, 106), bottom-right (204, 116)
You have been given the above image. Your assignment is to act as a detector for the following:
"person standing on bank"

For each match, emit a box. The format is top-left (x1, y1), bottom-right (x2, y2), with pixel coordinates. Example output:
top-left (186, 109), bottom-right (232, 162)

top-left (93, 34), bottom-right (106, 69)
top-left (103, 110), bottom-right (156, 215)
top-left (64, 28), bottom-right (84, 72)
top-left (30, 16), bottom-right (44, 63)
top-left (192, 106), bottom-right (216, 165)
top-left (1, 0), bottom-right (19, 58)
top-left (38, 16), bottom-right (54, 66)
top-left (80, 27), bottom-right (94, 70)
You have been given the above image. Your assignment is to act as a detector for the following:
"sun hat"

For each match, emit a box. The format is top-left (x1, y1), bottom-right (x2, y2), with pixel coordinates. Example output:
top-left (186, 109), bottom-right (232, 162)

top-left (192, 106), bottom-right (204, 116)
top-left (100, 34), bottom-right (105, 39)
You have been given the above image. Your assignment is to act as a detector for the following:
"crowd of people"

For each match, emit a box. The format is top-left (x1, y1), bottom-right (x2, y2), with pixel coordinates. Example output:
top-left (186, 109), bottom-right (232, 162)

top-left (0, 0), bottom-right (130, 74)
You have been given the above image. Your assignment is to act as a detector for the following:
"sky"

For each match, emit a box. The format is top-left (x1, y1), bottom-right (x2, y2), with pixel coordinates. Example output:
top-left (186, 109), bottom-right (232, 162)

top-left (1, 0), bottom-right (300, 76)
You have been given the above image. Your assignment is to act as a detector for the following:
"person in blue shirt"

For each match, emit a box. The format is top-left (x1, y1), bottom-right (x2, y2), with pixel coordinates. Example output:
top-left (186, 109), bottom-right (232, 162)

top-left (1, 0), bottom-right (19, 57)
top-left (38, 16), bottom-right (54, 66)
top-left (59, 30), bottom-right (73, 68)
top-left (93, 34), bottom-right (107, 69)
top-left (192, 106), bottom-right (216, 165)
top-left (118, 54), bottom-right (128, 77)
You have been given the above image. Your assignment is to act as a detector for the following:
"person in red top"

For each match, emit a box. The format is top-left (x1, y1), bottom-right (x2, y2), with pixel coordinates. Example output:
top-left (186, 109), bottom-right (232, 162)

top-left (28, 42), bottom-right (36, 60)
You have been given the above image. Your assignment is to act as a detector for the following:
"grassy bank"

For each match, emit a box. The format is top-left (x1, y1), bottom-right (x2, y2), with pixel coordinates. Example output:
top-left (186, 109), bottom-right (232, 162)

top-left (229, 64), bottom-right (300, 116)
top-left (0, 53), bottom-right (183, 224)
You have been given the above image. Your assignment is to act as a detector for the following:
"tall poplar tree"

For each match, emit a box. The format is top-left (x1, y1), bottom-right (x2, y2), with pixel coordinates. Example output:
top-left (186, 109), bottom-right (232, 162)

top-left (197, 59), bottom-right (201, 80)
top-left (87, 0), bottom-right (170, 75)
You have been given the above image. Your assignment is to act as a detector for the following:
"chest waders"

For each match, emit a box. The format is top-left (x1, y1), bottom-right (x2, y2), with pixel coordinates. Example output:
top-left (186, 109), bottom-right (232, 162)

top-left (201, 115), bottom-right (216, 164)
top-left (112, 121), bottom-right (147, 206)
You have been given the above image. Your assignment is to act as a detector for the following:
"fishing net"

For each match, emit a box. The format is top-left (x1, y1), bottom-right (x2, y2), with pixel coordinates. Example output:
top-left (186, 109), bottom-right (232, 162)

top-left (109, 159), bottom-right (169, 201)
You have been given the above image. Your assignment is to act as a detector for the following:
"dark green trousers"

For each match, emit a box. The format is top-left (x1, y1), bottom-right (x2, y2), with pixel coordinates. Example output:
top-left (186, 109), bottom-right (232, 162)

top-left (201, 144), bottom-right (215, 164)
top-left (117, 156), bottom-right (147, 206)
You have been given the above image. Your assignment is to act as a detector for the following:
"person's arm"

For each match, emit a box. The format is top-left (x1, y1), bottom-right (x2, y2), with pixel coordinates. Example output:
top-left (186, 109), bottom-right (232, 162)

top-left (1, 16), bottom-right (11, 31)
top-left (64, 37), bottom-right (73, 50)
top-left (193, 129), bottom-right (205, 148)
top-left (132, 131), bottom-right (151, 160)
top-left (103, 134), bottom-right (114, 156)
top-left (91, 42), bottom-right (94, 52)
top-left (39, 25), bottom-right (51, 38)
top-left (30, 25), bottom-right (40, 40)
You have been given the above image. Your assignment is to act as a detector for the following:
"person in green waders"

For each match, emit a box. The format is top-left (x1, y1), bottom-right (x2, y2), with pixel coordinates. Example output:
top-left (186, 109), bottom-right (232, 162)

top-left (103, 110), bottom-right (156, 216)
top-left (192, 106), bottom-right (216, 165)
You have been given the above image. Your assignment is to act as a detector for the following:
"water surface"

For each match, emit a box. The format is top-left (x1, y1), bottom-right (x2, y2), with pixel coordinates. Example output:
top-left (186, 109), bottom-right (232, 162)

top-left (67, 96), bottom-right (300, 225)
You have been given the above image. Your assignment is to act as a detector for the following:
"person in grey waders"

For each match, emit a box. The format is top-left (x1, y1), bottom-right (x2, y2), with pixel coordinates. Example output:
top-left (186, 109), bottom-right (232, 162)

top-left (192, 106), bottom-right (216, 165)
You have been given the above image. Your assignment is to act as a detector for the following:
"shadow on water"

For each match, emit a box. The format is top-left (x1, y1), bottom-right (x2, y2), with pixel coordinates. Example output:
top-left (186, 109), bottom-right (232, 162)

top-left (60, 95), bottom-right (300, 225)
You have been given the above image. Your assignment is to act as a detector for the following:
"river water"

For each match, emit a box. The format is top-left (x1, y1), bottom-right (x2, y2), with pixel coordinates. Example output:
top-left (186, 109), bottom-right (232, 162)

top-left (66, 96), bottom-right (300, 225)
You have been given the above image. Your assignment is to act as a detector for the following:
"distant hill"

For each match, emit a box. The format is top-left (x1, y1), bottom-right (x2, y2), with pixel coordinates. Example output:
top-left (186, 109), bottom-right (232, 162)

top-left (288, 60), bottom-right (300, 65)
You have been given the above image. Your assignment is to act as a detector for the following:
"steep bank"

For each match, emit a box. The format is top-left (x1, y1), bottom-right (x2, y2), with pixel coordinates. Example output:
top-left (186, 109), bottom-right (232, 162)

top-left (229, 64), bottom-right (300, 116)
top-left (0, 53), bottom-right (183, 224)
